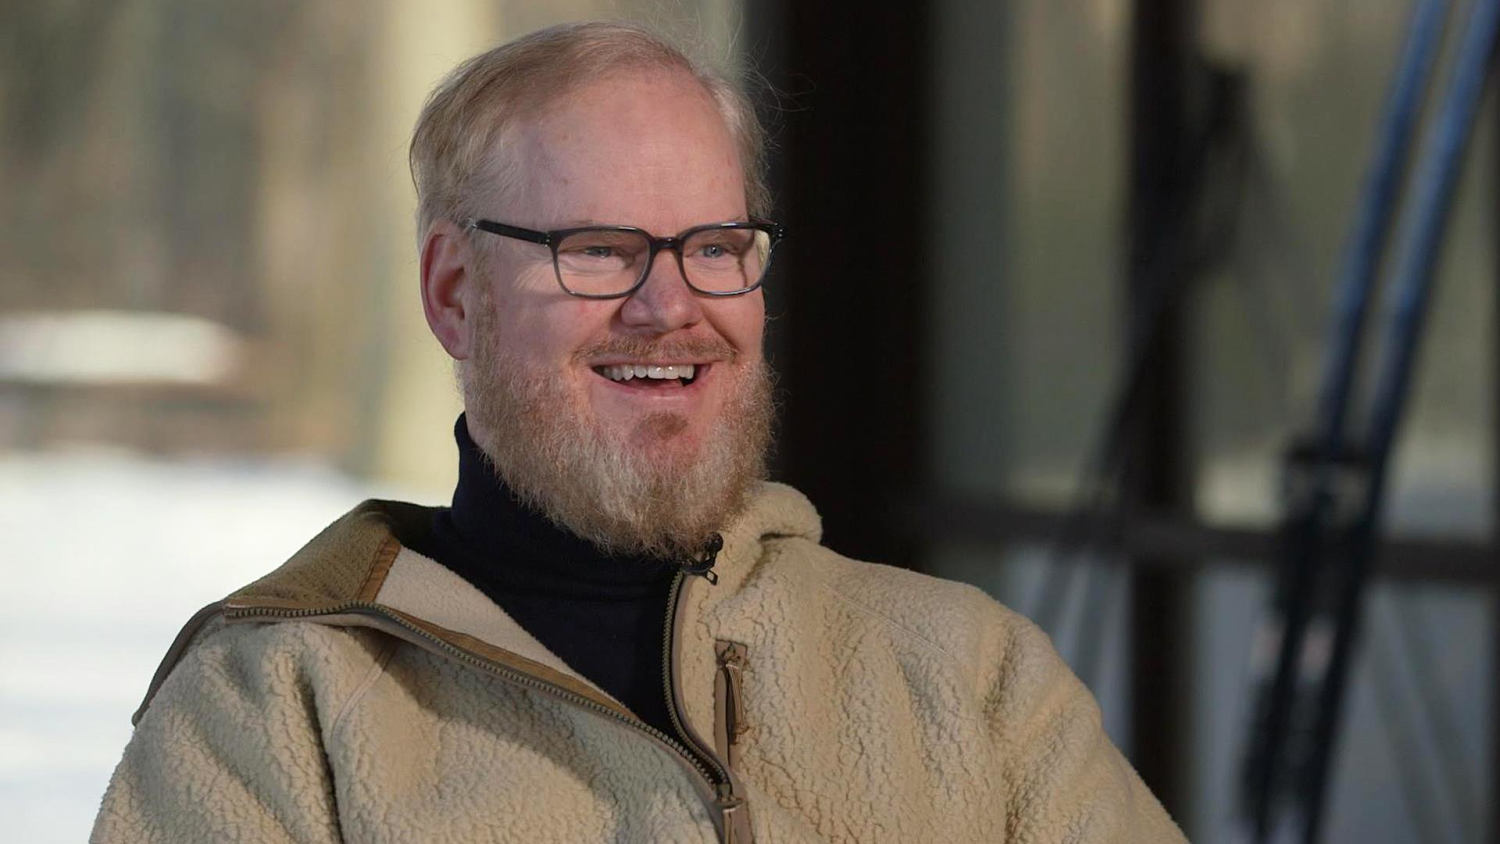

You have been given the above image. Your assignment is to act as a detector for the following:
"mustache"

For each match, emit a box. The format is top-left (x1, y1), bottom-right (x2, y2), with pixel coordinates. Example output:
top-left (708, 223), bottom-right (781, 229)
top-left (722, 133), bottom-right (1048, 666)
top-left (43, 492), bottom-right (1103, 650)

top-left (573, 335), bottom-right (738, 362)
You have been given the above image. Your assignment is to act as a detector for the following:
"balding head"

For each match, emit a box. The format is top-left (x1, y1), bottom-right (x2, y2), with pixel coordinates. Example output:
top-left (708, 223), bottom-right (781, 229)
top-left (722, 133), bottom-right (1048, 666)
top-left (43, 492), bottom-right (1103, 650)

top-left (408, 21), bottom-right (769, 251)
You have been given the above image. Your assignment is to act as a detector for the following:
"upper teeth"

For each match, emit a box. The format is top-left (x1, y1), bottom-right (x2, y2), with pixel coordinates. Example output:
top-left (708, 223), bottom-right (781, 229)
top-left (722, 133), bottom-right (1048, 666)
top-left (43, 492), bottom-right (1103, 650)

top-left (600, 363), bottom-right (697, 382)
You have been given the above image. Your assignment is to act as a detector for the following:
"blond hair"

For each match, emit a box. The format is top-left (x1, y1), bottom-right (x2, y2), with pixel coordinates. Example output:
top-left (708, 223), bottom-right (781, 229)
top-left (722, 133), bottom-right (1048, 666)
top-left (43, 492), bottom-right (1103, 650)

top-left (409, 21), bottom-right (769, 248)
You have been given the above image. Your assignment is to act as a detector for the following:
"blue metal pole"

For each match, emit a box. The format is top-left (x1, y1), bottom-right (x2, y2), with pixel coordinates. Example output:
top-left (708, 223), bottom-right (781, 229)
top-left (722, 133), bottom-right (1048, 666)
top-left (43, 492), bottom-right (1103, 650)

top-left (1314, 0), bottom-right (1451, 455)
top-left (1242, 0), bottom-right (1450, 837)
top-left (1303, 0), bottom-right (1500, 839)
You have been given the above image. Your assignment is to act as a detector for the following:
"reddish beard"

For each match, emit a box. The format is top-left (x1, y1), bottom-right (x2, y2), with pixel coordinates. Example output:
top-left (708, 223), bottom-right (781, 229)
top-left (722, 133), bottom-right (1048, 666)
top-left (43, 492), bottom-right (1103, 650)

top-left (461, 305), bottom-right (774, 560)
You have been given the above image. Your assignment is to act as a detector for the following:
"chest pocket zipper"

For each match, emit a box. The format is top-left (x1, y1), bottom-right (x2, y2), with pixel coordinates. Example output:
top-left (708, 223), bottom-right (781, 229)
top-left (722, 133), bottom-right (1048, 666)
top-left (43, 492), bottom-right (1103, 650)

top-left (713, 640), bottom-right (749, 770)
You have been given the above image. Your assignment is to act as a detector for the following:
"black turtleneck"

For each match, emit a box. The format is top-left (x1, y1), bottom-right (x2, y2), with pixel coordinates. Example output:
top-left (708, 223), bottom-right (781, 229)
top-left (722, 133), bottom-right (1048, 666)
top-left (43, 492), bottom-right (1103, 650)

top-left (404, 416), bottom-right (678, 736)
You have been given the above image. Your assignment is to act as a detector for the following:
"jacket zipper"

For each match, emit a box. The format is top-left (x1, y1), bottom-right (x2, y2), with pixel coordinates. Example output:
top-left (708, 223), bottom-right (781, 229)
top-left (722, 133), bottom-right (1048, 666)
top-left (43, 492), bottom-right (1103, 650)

top-left (661, 571), bottom-right (754, 843)
top-left (222, 600), bottom-right (733, 833)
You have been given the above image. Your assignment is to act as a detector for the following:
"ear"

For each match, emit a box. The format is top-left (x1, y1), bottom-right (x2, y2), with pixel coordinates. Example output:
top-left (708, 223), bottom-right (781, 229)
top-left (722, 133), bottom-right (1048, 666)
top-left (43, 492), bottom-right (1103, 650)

top-left (420, 219), bottom-right (478, 360)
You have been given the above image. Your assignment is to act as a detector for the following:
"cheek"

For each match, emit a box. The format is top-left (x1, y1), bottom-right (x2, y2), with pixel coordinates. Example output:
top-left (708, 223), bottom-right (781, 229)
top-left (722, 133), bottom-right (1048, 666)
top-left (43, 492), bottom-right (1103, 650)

top-left (717, 296), bottom-right (765, 354)
top-left (493, 300), bottom-right (621, 369)
top-left (483, 261), bottom-right (601, 351)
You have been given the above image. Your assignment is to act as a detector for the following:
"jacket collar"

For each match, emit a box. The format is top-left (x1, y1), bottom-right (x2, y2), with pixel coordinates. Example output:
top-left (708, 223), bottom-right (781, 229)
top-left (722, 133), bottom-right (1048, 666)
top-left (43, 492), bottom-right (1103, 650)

top-left (133, 483), bottom-right (823, 725)
top-left (228, 482), bottom-right (822, 613)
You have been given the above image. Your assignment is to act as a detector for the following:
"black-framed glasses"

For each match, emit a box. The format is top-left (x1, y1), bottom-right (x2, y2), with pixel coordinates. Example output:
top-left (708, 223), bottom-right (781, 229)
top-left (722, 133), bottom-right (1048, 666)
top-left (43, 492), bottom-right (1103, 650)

top-left (463, 218), bottom-right (786, 299)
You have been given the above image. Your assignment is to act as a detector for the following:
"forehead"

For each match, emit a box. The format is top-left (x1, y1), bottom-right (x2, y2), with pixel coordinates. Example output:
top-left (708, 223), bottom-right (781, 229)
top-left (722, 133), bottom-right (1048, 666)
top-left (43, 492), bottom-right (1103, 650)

top-left (501, 68), bottom-right (746, 227)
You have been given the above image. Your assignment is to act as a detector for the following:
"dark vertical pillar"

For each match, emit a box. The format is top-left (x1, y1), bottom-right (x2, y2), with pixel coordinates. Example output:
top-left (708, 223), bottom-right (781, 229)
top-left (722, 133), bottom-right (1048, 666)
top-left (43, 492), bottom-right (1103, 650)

top-left (1488, 408), bottom-right (1499, 844)
top-left (1126, 0), bottom-right (1196, 820)
top-left (1490, 45), bottom-right (1500, 844)
top-left (747, 2), bottom-right (931, 569)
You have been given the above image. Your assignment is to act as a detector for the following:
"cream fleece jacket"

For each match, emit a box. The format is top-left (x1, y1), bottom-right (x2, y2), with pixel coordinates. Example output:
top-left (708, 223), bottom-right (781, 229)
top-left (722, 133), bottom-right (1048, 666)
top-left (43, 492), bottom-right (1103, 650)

top-left (92, 482), bottom-right (1184, 843)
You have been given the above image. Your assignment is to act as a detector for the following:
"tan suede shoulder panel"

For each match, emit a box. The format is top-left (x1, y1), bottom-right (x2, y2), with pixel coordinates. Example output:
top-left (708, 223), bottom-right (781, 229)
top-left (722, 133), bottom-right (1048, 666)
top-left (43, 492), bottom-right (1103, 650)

top-left (229, 500), bottom-right (433, 606)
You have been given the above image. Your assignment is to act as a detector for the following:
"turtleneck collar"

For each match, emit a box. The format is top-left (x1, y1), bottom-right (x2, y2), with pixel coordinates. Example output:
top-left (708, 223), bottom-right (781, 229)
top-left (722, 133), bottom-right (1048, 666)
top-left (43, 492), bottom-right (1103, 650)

top-left (442, 414), bottom-right (677, 596)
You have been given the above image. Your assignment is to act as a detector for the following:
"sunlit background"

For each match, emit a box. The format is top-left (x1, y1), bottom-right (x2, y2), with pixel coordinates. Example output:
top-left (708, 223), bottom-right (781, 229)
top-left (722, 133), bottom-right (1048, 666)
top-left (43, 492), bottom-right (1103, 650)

top-left (2, 1), bottom-right (1496, 842)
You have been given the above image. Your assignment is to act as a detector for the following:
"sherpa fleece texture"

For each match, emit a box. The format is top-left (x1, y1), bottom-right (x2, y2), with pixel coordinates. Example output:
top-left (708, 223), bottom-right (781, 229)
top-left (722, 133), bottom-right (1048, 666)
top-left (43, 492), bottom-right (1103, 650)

top-left (93, 482), bottom-right (1184, 843)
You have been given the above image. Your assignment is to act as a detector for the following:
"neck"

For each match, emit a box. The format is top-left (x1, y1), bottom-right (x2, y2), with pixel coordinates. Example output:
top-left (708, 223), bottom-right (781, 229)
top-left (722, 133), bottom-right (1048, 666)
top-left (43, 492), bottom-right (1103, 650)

top-left (451, 415), bottom-right (672, 577)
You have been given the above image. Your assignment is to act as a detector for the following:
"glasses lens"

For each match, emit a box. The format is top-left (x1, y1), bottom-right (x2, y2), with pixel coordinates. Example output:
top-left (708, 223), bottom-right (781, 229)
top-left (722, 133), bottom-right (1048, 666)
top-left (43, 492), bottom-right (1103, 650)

top-left (553, 229), bottom-right (651, 296)
top-left (681, 225), bottom-right (773, 294)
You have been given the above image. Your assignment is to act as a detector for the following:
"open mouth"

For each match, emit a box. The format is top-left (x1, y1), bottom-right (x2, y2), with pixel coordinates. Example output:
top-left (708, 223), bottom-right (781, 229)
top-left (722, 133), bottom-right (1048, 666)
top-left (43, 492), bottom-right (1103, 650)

top-left (593, 363), bottom-right (701, 387)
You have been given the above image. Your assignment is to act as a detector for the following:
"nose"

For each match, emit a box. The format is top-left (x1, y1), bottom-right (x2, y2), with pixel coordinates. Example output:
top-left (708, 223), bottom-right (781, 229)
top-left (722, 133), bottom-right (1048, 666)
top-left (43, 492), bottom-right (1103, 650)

top-left (617, 246), bottom-right (704, 333)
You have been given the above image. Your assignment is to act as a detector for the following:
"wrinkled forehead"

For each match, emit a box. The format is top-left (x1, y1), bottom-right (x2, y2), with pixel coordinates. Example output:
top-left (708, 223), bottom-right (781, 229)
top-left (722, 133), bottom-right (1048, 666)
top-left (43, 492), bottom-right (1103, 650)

top-left (489, 68), bottom-right (747, 226)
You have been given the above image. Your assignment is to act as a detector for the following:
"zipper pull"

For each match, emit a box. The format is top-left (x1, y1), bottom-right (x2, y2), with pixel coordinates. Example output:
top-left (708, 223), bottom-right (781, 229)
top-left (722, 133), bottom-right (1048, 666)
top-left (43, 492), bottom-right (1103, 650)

top-left (678, 533), bottom-right (724, 584)
top-left (716, 782), bottom-right (754, 844)
top-left (714, 641), bottom-right (748, 768)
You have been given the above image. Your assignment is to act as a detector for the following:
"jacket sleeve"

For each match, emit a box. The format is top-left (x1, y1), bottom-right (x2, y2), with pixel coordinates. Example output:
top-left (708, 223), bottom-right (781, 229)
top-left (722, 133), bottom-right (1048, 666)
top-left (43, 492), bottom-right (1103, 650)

top-left (91, 621), bottom-right (380, 843)
top-left (984, 612), bottom-right (1187, 843)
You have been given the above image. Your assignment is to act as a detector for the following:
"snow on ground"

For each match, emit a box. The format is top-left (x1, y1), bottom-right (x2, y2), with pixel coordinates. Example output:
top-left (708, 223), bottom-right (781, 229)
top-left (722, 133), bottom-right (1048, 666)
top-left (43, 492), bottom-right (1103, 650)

top-left (0, 448), bottom-right (437, 842)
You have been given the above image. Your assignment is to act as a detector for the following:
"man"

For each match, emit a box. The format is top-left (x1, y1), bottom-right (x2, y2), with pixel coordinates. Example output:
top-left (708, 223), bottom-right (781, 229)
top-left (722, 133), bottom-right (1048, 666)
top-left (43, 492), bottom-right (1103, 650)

top-left (93, 22), bottom-right (1183, 843)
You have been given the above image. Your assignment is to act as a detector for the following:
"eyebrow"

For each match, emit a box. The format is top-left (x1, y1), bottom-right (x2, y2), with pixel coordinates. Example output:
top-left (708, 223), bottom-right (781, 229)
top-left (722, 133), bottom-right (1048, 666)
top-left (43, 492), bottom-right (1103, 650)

top-left (547, 216), bottom-right (755, 230)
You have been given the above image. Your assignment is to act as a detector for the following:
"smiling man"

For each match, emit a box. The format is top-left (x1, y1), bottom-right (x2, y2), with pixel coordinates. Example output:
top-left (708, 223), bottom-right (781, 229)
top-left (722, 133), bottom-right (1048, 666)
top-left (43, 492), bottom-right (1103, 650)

top-left (93, 22), bottom-right (1183, 844)
top-left (428, 61), bottom-right (775, 564)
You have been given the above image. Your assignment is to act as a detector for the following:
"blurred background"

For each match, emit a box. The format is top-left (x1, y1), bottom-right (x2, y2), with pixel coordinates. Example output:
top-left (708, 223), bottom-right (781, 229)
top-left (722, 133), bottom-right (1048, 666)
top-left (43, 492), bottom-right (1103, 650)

top-left (1, 0), bottom-right (1495, 841)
